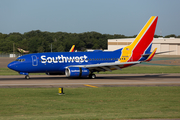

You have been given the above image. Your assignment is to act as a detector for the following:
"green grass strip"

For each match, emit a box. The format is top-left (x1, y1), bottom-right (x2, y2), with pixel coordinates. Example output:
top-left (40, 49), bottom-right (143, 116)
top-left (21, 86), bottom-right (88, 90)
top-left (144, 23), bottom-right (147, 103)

top-left (0, 87), bottom-right (179, 120)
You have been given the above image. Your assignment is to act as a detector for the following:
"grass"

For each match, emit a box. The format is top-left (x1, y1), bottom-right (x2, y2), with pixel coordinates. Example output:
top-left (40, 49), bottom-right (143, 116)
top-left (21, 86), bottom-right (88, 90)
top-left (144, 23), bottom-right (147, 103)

top-left (1, 66), bottom-right (180, 75)
top-left (0, 87), bottom-right (179, 120)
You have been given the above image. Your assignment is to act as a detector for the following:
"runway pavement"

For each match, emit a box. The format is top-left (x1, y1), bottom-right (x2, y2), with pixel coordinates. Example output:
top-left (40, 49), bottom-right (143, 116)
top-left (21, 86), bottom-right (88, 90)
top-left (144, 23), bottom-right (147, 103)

top-left (0, 74), bottom-right (180, 88)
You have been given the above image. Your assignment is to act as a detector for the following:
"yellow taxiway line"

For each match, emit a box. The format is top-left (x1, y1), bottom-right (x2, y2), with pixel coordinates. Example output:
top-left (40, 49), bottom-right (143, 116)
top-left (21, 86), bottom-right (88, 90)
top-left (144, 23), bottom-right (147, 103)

top-left (84, 84), bottom-right (98, 88)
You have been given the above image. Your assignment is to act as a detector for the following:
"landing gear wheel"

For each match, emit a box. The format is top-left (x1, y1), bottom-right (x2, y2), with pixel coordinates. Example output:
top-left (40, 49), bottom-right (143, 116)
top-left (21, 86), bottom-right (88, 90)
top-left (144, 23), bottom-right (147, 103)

top-left (25, 75), bottom-right (30, 79)
top-left (89, 74), bottom-right (96, 79)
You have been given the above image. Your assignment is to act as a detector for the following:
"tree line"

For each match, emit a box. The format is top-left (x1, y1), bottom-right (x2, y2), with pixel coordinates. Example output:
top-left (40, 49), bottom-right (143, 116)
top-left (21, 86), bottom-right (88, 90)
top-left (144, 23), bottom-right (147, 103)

top-left (0, 30), bottom-right (179, 53)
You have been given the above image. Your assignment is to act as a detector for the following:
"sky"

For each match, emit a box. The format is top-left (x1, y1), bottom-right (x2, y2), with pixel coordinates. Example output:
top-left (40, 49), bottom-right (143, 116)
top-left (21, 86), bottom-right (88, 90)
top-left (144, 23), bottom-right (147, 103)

top-left (0, 0), bottom-right (180, 36)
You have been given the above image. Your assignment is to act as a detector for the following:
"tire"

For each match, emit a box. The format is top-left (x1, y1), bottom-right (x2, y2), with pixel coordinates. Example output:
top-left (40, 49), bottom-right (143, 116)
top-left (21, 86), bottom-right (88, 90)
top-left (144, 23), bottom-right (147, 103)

top-left (25, 75), bottom-right (30, 79)
top-left (89, 74), bottom-right (96, 79)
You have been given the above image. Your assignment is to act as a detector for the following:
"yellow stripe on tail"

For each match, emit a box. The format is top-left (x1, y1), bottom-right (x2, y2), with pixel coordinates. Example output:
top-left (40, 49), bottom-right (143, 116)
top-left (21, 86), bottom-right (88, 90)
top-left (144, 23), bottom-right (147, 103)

top-left (119, 16), bottom-right (158, 62)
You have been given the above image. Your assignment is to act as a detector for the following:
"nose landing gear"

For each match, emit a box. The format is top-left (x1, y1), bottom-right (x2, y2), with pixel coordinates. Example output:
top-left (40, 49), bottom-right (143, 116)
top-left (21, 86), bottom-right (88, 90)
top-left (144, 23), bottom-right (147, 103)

top-left (19, 72), bottom-right (30, 79)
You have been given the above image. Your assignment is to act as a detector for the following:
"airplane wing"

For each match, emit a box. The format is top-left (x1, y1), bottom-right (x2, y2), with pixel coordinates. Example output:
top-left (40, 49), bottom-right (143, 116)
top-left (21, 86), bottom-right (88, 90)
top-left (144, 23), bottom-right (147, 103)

top-left (67, 61), bottom-right (140, 72)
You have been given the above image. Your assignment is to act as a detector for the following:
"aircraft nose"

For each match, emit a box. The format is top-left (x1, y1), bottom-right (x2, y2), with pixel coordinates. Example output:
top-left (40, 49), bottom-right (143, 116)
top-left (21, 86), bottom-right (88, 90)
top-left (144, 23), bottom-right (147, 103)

top-left (7, 62), bottom-right (16, 70)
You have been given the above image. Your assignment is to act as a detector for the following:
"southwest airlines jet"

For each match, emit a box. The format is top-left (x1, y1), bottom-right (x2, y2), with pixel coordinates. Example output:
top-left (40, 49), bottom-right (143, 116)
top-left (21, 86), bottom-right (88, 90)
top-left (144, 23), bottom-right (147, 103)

top-left (8, 16), bottom-right (158, 79)
top-left (69, 45), bottom-right (75, 52)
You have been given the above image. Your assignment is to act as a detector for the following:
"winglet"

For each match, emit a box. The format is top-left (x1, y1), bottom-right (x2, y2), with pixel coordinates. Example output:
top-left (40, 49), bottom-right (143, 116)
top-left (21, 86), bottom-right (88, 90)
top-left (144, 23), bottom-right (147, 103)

top-left (145, 48), bottom-right (157, 61)
top-left (69, 45), bottom-right (75, 52)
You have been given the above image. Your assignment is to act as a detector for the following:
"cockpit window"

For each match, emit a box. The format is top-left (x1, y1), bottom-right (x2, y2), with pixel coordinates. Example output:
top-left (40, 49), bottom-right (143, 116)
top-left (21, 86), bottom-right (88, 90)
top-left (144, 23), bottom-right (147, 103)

top-left (15, 59), bottom-right (25, 62)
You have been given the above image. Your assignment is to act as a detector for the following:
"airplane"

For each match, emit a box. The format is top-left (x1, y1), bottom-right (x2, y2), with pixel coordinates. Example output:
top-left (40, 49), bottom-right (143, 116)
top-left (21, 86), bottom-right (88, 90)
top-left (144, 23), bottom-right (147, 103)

top-left (8, 16), bottom-right (158, 79)
top-left (69, 45), bottom-right (75, 52)
top-left (17, 48), bottom-right (29, 54)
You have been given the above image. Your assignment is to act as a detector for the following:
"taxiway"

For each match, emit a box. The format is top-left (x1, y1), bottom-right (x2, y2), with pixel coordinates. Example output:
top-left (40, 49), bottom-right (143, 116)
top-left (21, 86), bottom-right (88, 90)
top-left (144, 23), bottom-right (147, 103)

top-left (0, 74), bottom-right (180, 88)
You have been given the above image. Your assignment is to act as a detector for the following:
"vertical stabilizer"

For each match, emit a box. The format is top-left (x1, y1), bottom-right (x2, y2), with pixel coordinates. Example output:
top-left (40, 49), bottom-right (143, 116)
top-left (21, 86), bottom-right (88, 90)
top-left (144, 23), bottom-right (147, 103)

top-left (120, 16), bottom-right (158, 62)
top-left (69, 45), bottom-right (75, 52)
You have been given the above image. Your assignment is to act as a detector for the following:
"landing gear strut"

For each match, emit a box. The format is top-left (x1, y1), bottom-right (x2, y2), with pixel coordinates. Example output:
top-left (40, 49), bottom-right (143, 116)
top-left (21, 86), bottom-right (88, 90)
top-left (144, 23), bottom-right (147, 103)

top-left (25, 75), bottom-right (30, 79)
top-left (89, 74), bottom-right (96, 79)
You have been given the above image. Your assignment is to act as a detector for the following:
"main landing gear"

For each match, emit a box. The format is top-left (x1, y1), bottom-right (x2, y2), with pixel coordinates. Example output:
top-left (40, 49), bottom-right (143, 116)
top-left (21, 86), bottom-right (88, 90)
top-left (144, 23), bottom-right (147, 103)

top-left (25, 75), bottom-right (30, 79)
top-left (89, 74), bottom-right (96, 79)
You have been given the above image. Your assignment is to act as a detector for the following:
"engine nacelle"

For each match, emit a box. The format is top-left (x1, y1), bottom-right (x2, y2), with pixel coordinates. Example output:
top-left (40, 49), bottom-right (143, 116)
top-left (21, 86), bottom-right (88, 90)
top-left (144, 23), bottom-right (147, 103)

top-left (65, 67), bottom-right (90, 77)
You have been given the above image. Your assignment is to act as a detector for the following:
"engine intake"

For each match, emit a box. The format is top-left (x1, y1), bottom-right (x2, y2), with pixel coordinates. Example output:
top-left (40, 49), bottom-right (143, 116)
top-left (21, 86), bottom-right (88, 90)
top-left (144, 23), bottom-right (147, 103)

top-left (65, 67), bottom-right (89, 77)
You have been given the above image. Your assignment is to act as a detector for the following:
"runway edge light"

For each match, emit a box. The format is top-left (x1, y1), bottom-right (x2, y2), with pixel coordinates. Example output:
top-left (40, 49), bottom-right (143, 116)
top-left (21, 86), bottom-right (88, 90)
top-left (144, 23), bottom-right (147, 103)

top-left (58, 87), bottom-right (65, 95)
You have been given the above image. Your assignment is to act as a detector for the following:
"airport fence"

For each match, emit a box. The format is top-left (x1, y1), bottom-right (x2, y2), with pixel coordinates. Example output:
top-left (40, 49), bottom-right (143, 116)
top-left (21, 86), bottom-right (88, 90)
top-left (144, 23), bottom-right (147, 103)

top-left (0, 53), bottom-right (20, 58)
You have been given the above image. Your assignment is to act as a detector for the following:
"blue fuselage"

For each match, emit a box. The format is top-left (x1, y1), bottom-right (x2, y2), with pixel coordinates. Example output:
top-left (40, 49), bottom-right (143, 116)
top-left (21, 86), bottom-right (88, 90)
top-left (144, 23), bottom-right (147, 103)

top-left (8, 50), bottom-right (123, 74)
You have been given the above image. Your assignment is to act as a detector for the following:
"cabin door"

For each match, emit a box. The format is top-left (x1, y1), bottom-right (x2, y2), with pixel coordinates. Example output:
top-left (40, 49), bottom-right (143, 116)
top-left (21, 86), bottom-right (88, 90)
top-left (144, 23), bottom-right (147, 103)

top-left (32, 55), bottom-right (38, 66)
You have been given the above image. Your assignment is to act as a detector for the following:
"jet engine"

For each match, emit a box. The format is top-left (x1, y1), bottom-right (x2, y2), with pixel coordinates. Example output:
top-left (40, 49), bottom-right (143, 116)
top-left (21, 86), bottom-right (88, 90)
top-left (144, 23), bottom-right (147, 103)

top-left (65, 67), bottom-right (90, 77)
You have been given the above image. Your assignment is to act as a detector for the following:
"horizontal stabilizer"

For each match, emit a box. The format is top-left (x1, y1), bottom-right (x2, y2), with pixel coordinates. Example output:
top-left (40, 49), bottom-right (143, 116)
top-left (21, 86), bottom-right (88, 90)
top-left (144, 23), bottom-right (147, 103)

top-left (155, 50), bottom-right (175, 55)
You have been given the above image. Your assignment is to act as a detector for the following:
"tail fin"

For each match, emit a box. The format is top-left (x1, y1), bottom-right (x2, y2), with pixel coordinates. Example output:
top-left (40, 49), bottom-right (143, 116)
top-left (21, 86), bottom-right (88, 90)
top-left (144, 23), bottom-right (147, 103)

top-left (120, 16), bottom-right (158, 62)
top-left (69, 45), bottom-right (75, 52)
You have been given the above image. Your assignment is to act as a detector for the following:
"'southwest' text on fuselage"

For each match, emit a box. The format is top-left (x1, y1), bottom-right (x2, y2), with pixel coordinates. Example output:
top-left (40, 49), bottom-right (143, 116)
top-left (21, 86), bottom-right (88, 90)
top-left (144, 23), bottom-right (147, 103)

top-left (41, 55), bottom-right (88, 63)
